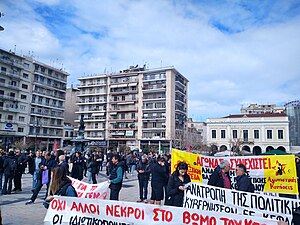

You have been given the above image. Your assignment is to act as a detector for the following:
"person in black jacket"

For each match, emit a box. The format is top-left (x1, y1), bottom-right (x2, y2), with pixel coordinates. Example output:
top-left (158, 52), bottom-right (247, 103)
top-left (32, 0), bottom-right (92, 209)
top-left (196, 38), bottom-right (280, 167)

top-left (136, 154), bottom-right (150, 203)
top-left (87, 155), bottom-right (99, 184)
top-left (71, 152), bottom-right (84, 181)
top-left (208, 160), bottom-right (231, 189)
top-left (150, 156), bottom-right (168, 205)
top-left (0, 151), bottom-right (4, 193)
top-left (235, 163), bottom-right (254, 193)
top-left (1, 151), bottom-right (16, 195)
top-left (166, 162), bottom-right (191, 207)
top-left (13, 149), bottom-right (27, 192)
top-left (108, 154), bottom-right (124, 200)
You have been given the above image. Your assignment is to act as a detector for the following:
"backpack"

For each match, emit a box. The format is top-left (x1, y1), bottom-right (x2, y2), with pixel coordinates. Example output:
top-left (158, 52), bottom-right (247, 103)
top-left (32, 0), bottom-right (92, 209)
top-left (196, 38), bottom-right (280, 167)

top-left (9, 158), bottom-right (18, 174)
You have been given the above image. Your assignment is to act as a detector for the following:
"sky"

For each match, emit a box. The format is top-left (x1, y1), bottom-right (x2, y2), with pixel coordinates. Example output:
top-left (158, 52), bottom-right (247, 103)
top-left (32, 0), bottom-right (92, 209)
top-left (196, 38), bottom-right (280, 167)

top-left (1, 0), bottom-right (300, 121)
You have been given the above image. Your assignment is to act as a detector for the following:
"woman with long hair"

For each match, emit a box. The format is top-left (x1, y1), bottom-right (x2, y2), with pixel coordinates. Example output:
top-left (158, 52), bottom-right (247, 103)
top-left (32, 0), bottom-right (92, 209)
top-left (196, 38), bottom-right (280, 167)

top-left (165, 162), bottom-right (191, 207)
top-left (44, 166), bottom-right (77, 207)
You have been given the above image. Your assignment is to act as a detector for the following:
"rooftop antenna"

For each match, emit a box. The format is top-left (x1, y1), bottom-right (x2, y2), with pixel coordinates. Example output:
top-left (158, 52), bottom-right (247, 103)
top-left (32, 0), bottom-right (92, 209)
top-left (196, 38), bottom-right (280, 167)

top-left (14, 45), bottom-right (17, 53)
top-left (160, 60), bottom-right (163, 68)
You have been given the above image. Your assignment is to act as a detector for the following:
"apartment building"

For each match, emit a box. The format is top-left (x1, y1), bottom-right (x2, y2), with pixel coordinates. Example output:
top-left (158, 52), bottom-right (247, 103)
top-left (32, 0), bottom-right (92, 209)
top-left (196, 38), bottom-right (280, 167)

top-left (0, 49), bottom-right (32, 150)
top-left (206, 113), bottom-right (290, 155)
top-left (65, 87), bottom-right (79, 127)
top-left (76, 66), bottom-right (188, 152)
top-left (285, 100), bottom-right (300, 150)
top-left (28, 60), bottom-right (69, 151)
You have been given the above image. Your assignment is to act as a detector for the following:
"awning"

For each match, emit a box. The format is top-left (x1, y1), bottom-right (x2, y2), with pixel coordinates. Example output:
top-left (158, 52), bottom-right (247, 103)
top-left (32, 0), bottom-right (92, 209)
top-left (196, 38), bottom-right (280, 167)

top-left (128, 83), bottom-right (137, 87)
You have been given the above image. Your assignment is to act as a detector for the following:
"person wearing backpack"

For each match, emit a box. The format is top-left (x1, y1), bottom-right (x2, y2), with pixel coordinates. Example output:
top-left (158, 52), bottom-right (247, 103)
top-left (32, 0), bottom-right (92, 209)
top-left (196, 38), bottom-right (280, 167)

top-left (1, 151), bottom-right (16, 195)
top-left (235, 163), bottom-right (254, 193)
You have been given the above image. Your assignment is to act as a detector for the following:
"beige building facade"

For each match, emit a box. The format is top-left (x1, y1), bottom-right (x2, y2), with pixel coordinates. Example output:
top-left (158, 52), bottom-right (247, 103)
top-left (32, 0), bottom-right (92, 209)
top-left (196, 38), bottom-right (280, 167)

top-left (206, 113), bottom-right (290, 155)
top-left (76, 66), bottom-right (188, 152)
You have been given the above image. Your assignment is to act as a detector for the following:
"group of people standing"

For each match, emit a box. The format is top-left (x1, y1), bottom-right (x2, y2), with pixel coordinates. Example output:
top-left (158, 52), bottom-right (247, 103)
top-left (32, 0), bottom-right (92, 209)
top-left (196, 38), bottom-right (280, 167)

top-left (0, 148), bottom-right (257, 209)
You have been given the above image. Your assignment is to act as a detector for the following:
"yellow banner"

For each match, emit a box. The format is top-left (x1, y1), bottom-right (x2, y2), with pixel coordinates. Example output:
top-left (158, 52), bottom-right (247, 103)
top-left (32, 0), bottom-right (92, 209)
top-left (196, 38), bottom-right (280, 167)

top-left (263, 155), bottom-right (298, 193)
top-left (171, 148), bottom-right (202, 183)
top-left (171, 149), bottom-right (298, 195)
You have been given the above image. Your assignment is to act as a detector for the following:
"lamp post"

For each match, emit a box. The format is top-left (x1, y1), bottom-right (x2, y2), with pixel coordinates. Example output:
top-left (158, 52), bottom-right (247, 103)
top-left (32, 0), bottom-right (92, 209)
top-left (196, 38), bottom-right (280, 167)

top-left (34, 119), bottom-right (40, 153)
top-left (0, 12), bottom-right (4, 31)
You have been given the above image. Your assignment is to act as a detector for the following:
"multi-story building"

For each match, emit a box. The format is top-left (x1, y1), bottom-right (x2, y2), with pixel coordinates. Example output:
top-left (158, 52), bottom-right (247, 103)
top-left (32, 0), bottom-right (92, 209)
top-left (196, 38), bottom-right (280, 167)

top-left (206, 113), bottom-right (290, 155)
top-left (241, 103), bottom-right (285, 114)
top-left (285, 100), bottom-right (300, 151)
top-left (0, 49), bottom-right (32, 150)
top-left (28, 60), bottom-right (69, 151)
top-left (186, 118), bottom-right (207, 148)
top-left (76, 75), bottom-right (108, 149)
top-left (65, 86), bottom-right (79, 127)
top-left (0, 48), bottom-right (69, 152)
top-left (76, 66), bottom-right (188, 153)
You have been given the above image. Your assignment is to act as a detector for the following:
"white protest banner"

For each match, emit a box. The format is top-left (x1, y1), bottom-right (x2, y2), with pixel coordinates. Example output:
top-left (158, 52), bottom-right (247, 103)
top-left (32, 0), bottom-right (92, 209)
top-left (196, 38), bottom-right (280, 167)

top-left (184, 182), bottom-right (300, 225)
top-left (44, 196), bottom-right (279, 225)
top-left (68, 177), bottom-right (109, 199)
top-left (172, 149), bottom-right (298, 194)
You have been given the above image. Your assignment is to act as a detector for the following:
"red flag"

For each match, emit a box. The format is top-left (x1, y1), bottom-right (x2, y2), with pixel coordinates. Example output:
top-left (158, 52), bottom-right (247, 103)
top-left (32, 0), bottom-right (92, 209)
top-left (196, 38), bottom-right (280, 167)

top-left (53, 139), bottom-right (59, 151)
top-left (187, 145), bottom-right (191, 152)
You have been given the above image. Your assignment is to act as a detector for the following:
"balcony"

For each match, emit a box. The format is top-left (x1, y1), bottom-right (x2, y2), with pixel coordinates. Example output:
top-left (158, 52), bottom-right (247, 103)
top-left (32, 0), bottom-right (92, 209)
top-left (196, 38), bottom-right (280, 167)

top-left (79, 82), bottom-right (107, 88)
top-left (34, 69), bottom-right (67, 82)
top-left (33, 89), bottom-right (65, 100)
top-left (0, 71), bottom-right (21, 79)
top-left (0, 57), bottom-right (23, 69)
top-left (109, 107), bottom-right (137, 112)
top-left (0, 94), bottom-right (18, 101)
top-left (142, 116), bottom-right (166, 121)
top-left (34, 79), bottom-right (66, 91)
top-left (0, 82), bottom-right (20, 90)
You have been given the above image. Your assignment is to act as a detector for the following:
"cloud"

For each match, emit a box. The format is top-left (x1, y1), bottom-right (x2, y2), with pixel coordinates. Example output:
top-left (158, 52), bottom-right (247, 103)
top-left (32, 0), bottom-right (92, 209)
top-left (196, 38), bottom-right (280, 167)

top-left (1, 0), bottom-right (300, 120)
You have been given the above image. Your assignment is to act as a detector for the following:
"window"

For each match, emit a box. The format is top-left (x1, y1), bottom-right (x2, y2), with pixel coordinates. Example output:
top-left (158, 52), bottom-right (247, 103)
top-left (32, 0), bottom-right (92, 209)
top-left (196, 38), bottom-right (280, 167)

top-left (254, 130), bottom-right (259, 139)
top-left (8, 115), bottom-right (13, 120)
top-left (21, 94), bottom-right (27, 100)
top-left (22, 84), bottom-right (28, 89)
top-left (1, 67), bottom-right (7, 72)
top-left (0, 78), bottom-right (5, 83)
top-left (267, 130), bottom-right (272, 139)
top-left (23, 73), bottom-right (29, 79)
top-left (243, 130), bottom-right (248, 141)
top-left (232, 130), bottom-right (237, 139)
top-left (122, 96), bottom-right (125, 101)
top-left (19, 116), bottom-right (25, 122)
top-left (0, 102), bottom-right (3, 107)
top-left (121, 113), bottom-right (125, 119)
top-left (131, 113), bottom-right (135, 119)
top-left (212, 130), bottom-right (216, 139)
top-left (65, 131), bottom-right (68, 137)
top-left (221, 130), bottom-right (226, 139)
top-left (153, 122), bottom-right (157, 128)
top-left (0, 90), bottom-right (4, 95)
top-left (24, 63), bottom-right (30, 68)
top-left (18, 127), bottom-right (24, 132)
top-left (278, 130), bottom-right (284, 139)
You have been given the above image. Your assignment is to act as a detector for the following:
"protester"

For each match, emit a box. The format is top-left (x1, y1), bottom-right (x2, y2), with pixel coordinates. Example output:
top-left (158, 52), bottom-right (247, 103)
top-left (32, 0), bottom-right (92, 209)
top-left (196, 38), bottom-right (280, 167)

top-left (71, 152), bottom-right (84, 180)
top-left (43, 166), bottom-right (77, 208)
top-left (13, 149), bottom-right (27, 192)
top-left (98, 151), bottom-right (104, 171)
top-left (108, 154), bottom-right (123, 200)
top-left (1, 151), bottom-right (16, 195)
top-left (0, 151), bottom-right (4, 193)
top-left (208, 160), bottom-right (231, 189)
top-left (58, 155), bottom-right (69, 175)
top-left (150, 156), bottom-right (168, 205)
top-left (28, 151), bottom-right (42, 191)
top-left (296, 157), bottom-right (300, 198)
top-left (235, 163), bottom-right (254, 193)
top-left (87, 155), bottom-right (99, 184)
top-left (166, 162), bottom-right (191, 207)
top-left (136, 154), bottom-right (150, 203)
top-left (25, 152), bottom-right (57, 205)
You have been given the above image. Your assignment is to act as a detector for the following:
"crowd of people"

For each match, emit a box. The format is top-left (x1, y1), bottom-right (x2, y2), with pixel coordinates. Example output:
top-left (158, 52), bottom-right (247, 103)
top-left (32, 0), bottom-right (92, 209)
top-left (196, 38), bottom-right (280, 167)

top-left (2, 148), bottom-right (299, 209)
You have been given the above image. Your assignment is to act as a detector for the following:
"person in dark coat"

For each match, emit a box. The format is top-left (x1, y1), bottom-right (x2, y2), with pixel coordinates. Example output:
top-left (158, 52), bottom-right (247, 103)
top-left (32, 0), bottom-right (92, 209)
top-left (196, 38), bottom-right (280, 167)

top-left (108, 154), bottom-right (124, 200)
top-left (0, 151), bottom-right (4, 193)
top-left (71, 152), bottom-right (84, 180)
top-left (166, 162), bottom-right (191, 207)
top-left (87, 155), bottom-right (99, 184)
top-left (150, 156), bottom-right (168, 205)
top-left (235, 163), bottom-right (254, 193)
top-left (1, 151), bottom-right (16, 195)
top-left (13, 149), bottom-right (27, 192)
top-left (208, 160), bottom-right (231, 189)
top-left (136, 154), bottom-right (150, 203)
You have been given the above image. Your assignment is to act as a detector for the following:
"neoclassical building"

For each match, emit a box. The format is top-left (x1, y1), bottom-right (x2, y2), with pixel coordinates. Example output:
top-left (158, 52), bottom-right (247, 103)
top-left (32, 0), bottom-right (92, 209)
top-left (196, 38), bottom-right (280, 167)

top-left (206, 113), bottom-right (289, 155)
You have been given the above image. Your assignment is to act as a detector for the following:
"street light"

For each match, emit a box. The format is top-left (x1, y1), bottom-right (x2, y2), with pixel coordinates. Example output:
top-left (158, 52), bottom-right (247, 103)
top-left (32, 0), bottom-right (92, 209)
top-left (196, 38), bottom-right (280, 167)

top-left (34, 119), bottom-right (41, 153)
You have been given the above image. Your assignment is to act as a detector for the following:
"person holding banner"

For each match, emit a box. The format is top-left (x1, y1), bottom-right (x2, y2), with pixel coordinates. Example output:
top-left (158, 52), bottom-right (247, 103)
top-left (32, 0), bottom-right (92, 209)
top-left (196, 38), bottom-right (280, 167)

top-left (166, 162), bottom-right (191, 207)
top-left (43, 166), bottom-right (77, 208)
top-left (208, 160), bottom-right (231, 189)
top-left (235, 164), bottom-right (254, 193)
